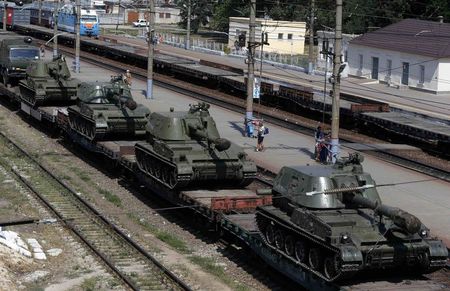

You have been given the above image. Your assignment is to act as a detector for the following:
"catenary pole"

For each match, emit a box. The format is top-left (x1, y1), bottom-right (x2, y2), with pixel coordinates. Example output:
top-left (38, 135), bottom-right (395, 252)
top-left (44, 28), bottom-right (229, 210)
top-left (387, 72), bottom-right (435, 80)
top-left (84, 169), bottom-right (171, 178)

top-left (3, 0), bottom-right (6, 31)
top-left (308, 0), bottom-right (315, 74)
top-left (74, 0), bottom-right (81, 73)
top-left (186, 0), bottom-right (190, 49)
top-left (245, 0), bottom-right (256, 136)
top-left (146, 0), bottom-right (155, 99)
top-left (53, 0), bottom-right (59, 58)
top-left (38, 0), bottom-right (42, 25)
top-left (330, 0), bottom-right (342, 163)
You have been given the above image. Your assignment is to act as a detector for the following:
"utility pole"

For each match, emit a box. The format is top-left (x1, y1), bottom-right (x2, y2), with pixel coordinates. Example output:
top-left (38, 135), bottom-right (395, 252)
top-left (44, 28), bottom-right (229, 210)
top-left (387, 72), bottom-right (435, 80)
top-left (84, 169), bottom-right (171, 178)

top-left (308, 0), bottom-right (315, 74)
top-left (185, 0), bottom-right (190, 49)
top-left (330, 0), bottom-right (343, 163)
top-left (74, 0), bottom-right (81, 73)
top-left (53, 0), bottom-right (59, 58)
top-left (146, 0), bottom-right (155, 99)
top-left (245, 0), bottom-right (256, 136)
top-left (38, 0), bottom-right (42, 25)
top-left (3, 0), bottom-right (7, 31)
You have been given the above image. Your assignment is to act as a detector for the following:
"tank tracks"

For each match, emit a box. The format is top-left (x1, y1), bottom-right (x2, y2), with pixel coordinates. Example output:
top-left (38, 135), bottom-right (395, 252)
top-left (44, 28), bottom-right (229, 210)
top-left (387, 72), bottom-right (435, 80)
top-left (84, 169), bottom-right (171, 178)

top-left (68, 108), bottom-right (105, 141)
top-left (256, 207), bottom-right (359, 282)
top-left (135, 143), bottom-right (191, 190)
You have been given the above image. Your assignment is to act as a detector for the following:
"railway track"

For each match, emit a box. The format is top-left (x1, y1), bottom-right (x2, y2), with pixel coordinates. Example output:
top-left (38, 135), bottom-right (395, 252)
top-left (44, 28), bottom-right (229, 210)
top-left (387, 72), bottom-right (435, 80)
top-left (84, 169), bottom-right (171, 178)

top-left (0, 131), bottom-right (191, 291)
top-left (43, 41), bottom-right (450, 185)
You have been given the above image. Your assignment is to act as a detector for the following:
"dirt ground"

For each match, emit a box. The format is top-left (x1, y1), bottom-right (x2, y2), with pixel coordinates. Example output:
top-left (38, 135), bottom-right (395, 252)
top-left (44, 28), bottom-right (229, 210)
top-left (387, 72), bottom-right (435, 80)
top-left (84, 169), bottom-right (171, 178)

top-left (0, 102), bottom-right (276, 290)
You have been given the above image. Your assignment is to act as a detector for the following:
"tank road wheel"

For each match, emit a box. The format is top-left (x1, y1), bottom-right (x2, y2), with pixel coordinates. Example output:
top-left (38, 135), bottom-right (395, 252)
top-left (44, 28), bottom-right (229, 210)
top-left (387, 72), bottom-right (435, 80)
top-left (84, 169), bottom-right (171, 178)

top-left (265, 224), bottom-right (275, 246)
top-left (284, 235), bottom-right (295, 256)
top-left (294, 240), bottom-right (308, 263)
top-left (168, 169), bottom-right (177, 188)
top-left (324, 254), bottom-right (340, 280)
top-left (161, 168), bottom-right (169, 184)
top-left (274, 230), bottom-right (284, 250)
top-left (309, 248), bottom-right (324, 271)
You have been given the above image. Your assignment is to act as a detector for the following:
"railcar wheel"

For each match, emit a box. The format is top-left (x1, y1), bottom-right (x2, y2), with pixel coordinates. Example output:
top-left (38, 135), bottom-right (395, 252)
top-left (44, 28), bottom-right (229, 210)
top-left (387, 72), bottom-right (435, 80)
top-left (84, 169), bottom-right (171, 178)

top-left (294, 240), bottom-right (307, 263)
top-left (265, 225), bottom-right (275, 245)
top-left (274, 230), bottom-right (284, 250)
top-left (324, 254), bottom-right (340, 279)
top-left (284, 235), bottom-right (294, 256)
top-left (309, 248), bottom-right (324, 271)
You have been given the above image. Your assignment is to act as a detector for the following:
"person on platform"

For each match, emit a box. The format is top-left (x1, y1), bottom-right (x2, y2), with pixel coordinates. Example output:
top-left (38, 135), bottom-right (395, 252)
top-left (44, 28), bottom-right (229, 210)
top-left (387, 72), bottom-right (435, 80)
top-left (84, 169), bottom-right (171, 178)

top-left (314, 126), bottom-right (325, 161)
top-left (124, 70), bottom-right (132, 87)
top-left (256, 121), bottom-right (266, 152)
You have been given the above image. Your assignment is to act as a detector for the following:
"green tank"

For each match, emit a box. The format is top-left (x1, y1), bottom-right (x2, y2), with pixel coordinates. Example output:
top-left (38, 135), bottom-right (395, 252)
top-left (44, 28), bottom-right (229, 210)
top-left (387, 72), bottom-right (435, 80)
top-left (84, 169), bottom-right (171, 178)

top-left (255, 153), bottom-right (448, 282)
top-left (67, 75), bottom-right (150, 141)
top-left (135, 102), bottom-right (257, 189)
top-left (19, 55), bottom-right (80, 106)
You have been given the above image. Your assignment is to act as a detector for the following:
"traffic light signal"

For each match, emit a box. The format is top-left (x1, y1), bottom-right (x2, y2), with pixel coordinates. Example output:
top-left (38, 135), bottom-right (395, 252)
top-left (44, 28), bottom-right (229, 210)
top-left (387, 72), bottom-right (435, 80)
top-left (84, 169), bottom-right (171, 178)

top-left (238, 33), bottom-right (246, 47)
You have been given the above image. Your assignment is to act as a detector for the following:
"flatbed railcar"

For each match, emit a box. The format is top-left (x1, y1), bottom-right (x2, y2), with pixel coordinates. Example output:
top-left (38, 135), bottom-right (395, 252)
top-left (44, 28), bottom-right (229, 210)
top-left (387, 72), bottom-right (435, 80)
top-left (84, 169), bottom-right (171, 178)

top-left (0, 71), bottom-right (448, 290)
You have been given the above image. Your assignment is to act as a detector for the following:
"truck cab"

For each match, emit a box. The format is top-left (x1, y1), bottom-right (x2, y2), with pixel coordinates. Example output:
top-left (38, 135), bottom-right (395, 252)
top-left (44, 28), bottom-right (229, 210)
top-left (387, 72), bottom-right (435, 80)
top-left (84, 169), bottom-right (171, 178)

top-left (0, 35), bottom-right (39, 86)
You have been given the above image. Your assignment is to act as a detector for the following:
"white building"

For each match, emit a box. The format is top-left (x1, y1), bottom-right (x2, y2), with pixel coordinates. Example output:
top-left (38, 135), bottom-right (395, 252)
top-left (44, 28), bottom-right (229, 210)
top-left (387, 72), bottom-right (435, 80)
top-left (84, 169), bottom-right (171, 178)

top-left (316, 30), bottom-right (359, 71)
top-left (228, 17), bottom-right (306, 55)
top-left (347, 19), bottom-right (450, 93)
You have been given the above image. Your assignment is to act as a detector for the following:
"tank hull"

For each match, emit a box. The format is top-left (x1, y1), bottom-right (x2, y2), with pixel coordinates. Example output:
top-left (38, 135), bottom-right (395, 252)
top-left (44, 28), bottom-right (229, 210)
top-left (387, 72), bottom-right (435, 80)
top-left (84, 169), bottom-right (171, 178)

top-left (135, 141), bottom-right (256, 190)
top-left (255, 205), bottom-right (448, 282)
top-left (67, 105), bottom-right (148, 141)
top-left (19, 80), bottom-right (78, 107)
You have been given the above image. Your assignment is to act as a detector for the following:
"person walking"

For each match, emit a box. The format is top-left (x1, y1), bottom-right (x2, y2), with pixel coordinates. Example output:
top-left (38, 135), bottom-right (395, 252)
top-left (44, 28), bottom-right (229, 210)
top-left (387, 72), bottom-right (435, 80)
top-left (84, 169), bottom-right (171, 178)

top-left (314, 126), bottom-right (324, 161)
top-left (256, 121), bottom-right (266, 152)
top-left (124, 70), bottom-right (132, 87)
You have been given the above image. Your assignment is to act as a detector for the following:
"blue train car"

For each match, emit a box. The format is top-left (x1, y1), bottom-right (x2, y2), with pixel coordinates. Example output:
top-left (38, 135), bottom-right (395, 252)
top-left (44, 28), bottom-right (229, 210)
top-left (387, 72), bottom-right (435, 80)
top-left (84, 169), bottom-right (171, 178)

top-left (57, 4), bottom-right (99, 37)
top-left (29, 2), bottom-right (55, 28)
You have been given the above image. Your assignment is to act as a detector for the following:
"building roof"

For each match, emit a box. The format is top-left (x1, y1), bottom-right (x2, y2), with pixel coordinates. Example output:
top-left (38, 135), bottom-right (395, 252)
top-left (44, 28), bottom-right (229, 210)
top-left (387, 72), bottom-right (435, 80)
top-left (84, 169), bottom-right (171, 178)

top-left (229, 17), bottom-right (306, 28)
top-left (350, 18), bottom-right (450, 58)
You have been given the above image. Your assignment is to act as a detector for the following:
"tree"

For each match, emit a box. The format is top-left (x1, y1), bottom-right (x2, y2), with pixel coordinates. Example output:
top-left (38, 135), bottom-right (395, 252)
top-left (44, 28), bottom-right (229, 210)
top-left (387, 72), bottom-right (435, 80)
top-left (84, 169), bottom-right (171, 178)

top-left (177, 0), bottom-right (213, 33)
top-left (210, 0), bottom-right (248, 32)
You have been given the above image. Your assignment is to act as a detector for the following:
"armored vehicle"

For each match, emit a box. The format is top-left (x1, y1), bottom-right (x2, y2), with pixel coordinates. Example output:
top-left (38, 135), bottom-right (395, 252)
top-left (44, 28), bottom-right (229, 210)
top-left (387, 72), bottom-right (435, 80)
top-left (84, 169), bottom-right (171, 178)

top-left (67, 75), bottom-right (150, 140)
top-left (19, 55), bottom-right (79, 106)
top-left (256, 153), bottom-right (448, 281)
top-left (0, 34), bottom-right (39, 86)
top-left (135, 102), bottom-right (257, 189)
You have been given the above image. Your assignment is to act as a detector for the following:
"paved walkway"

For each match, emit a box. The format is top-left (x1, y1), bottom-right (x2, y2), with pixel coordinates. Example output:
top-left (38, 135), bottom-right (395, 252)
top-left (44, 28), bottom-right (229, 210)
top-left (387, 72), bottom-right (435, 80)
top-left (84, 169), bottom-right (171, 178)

top-left (69, 53), bottom-right (450, 246)
top-left (102, 34), bottom-right (450, 121)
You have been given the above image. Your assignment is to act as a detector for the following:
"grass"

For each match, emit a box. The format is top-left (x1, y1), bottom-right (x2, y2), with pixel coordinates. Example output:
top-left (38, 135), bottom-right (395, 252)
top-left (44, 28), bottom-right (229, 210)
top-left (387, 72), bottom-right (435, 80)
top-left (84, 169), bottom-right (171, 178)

top-left (189, 256), bottom-right (250, 291)
top-left (70, 166), bottom-right (91, 182)
top-left (128, 213), bottom-right (189, 253)
top-left (80, 277), bottom-right (98, 291)
top-left (98, 188), bottom-right (122, 207)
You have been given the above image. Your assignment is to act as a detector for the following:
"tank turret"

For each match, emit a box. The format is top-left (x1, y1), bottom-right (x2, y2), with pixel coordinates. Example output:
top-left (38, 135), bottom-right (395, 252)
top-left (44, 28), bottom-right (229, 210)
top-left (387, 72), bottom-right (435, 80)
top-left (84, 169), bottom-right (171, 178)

top-left (255, 153), bottom-right (448, 281)
top-left (19, 55), bottom-right (80, 106)
top-left (67, 75), bottom-right (150, 140)
top-left (135, 102), bottom-right (256, 189)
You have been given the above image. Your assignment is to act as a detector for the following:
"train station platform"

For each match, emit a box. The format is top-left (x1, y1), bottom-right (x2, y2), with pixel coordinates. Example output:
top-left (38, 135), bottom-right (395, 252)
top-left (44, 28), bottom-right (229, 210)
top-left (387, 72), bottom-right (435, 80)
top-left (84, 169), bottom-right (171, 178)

top-left (69, 53), bottom-right (450, 247)
top-left (101, 34), bottom-right (450, 121)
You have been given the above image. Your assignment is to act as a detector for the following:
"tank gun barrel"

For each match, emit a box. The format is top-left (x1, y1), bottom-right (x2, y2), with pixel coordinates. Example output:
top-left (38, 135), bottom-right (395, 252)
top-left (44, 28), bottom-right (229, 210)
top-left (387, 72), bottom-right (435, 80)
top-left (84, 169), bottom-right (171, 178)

top-left (349, 194), bottom-right (421, 234)
top-left (188, 124), bottom-right (231, 151)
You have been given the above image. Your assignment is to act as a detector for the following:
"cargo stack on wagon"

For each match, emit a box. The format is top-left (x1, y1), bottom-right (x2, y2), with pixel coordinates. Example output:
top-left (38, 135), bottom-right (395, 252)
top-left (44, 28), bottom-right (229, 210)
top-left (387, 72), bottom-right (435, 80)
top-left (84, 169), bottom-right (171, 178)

top-left (135, 102), bottom-right (257, 189)
top-left (19, 55), bottom-right (79, 107)
top-left (67, 75), bottom-right (150, 141)
top-left (0, 33), bottom-right (39, 87)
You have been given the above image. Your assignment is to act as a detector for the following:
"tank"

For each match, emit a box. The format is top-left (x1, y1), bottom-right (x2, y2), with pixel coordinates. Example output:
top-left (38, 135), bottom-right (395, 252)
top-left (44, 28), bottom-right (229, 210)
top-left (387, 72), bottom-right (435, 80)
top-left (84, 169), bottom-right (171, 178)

top-left (19, 55), bottom-right (80, 106)
top-left (255, 153), bottom-right (448, 282)
top-left (67, 75), bottom-right (150, 140)
top-left (135, 102), bottom-right (257, 189)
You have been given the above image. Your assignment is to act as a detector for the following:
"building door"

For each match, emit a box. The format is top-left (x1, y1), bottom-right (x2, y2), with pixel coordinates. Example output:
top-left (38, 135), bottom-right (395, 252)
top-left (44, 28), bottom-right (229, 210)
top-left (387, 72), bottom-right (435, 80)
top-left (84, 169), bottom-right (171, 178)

top-left (402, 62), bottom-right (409, 85)
top-left (371, 57), bottom-right (379, 79)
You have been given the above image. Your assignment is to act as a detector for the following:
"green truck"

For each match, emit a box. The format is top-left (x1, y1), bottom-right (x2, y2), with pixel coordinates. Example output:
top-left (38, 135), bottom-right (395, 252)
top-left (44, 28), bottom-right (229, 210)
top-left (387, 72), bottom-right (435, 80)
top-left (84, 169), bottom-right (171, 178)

top-left (0, 32), bottom-right (40, 86)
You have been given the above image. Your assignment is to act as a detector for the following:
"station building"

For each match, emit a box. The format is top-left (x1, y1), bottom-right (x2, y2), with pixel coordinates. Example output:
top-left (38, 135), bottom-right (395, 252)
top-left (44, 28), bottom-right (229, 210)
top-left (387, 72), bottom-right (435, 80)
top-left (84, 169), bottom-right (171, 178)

top-left (347, 18), bottom-right (450, 93)
top-left (228, 17), bottom-right (306, 55)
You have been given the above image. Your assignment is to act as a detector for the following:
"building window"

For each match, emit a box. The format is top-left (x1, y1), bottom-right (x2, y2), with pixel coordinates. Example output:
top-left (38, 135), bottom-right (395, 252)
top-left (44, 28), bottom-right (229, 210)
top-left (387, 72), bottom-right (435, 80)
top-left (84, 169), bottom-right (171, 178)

top-left (387, 59), bottom-right (392, 77)
top-left (287, 33), bottom-right (293, 40)
top-left (278, 33), bottom-right (283, 39)
top-left (159, 13), bottom-right (164, 18)
top-left (358, 54), bottom-right (363, 70)
top-left (419, 65), bottom-right (425, 84)
top-left (165, 13), bottom-right (170, 18)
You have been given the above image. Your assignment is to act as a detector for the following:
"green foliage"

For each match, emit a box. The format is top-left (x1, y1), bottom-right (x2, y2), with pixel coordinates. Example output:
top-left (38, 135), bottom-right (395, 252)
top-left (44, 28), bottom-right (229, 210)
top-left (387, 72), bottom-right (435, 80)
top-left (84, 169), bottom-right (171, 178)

top-left (210, 0), bottom-right (249, 32)
top-left (177, 0), bottom-right (213, 33)
top-left (98, 188), bottom-right (122, 207)
top-left (80, 277), bottom-right (98, 291)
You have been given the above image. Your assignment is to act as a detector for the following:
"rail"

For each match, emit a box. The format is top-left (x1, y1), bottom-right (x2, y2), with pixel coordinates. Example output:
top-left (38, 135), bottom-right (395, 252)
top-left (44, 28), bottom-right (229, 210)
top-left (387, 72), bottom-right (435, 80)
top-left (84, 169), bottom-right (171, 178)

top-left (0, 131), bottom-right (192, 291)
